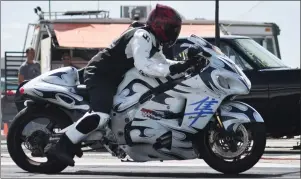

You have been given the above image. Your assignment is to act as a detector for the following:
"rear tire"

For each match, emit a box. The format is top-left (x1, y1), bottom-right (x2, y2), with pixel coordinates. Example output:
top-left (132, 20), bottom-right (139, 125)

top-left (202, 123), bottom-right (266, 174)
top-left (7, 106), bottom-right (74, 174)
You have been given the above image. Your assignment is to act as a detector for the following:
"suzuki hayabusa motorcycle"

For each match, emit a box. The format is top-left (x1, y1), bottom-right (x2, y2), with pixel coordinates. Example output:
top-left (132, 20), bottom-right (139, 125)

top-left (7, 35), bottom-right (266, 174)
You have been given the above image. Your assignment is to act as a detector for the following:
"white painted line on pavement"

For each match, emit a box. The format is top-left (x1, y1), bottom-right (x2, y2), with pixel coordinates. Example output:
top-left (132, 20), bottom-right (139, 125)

top-left (2, 153), bottom-right (300, 159)
top-left (1, 153), bottom-right (113, 157)
top-left (11, 177), bottom-right (115, 179)
top-left (1, 161), bottom-right (298, 168)
top-left (1, 159), bottom-right (299, 168)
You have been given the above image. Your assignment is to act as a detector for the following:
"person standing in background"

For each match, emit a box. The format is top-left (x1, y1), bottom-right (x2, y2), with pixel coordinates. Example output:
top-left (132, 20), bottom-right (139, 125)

top-left (15, 47), bottom-right (40, 112)
top-left (18, 47), bottom-right (41, 85)
top-left (61, 53), bottom-right (78, 69)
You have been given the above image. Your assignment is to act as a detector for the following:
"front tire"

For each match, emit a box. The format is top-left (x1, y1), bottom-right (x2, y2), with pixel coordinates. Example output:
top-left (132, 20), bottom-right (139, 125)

top-left (7, 106), bottom-right (74, 174)
top-left (201, 122), bottom-right (266, 174)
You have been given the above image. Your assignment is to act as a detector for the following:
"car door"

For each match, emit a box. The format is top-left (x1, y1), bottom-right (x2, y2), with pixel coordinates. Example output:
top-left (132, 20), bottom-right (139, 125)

top-left (264, 68), bottom-right (301, 136)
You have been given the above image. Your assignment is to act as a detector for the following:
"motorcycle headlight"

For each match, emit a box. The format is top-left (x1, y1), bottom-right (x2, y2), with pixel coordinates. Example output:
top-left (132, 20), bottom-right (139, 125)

top-left (232, 64), bottom-right (251, 90)
top-left (217, 76), bottom-right (229, 89)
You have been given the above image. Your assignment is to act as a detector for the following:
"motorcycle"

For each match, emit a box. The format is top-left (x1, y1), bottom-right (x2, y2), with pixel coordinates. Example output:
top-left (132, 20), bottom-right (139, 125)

top-left (7, 35), bottom-right (266, 174)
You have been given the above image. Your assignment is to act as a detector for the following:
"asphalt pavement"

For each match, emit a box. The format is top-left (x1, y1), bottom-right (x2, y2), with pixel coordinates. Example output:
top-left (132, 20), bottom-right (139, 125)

top-left (1, 138), bottom-right (300, 178)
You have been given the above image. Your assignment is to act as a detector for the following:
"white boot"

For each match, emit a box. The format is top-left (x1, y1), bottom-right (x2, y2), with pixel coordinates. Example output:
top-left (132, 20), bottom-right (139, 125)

top-left (66, 111), bottom-right (110, 144)
top-left (45, 111), bottom-right (110, 166)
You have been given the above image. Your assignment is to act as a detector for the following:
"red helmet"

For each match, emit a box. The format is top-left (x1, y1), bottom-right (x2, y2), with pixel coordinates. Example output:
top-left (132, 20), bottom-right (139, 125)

top-left (146, 4), bottom-right (182, 47)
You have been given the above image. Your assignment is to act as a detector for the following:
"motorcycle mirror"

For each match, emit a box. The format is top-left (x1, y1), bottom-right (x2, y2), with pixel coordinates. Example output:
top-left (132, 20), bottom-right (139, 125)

top-left (230, 55), bottom-right (236, 62)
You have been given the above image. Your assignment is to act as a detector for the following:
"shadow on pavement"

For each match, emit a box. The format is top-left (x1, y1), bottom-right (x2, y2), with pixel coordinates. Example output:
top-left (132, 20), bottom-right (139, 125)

top-left (51, 170), bottom-right (300, 178)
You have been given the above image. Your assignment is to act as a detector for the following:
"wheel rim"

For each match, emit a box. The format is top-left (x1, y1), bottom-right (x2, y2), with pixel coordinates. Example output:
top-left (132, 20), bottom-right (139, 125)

top-left (15, 116), bottom-right (63, 166)
top-left (206, 123), bottom-right (255, 162)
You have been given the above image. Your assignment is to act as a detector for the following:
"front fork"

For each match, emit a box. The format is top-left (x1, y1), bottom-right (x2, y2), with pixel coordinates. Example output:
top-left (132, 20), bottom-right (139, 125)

top-left (215, 111), bottom-right (225, 129)
top-left (213, 111), bottom-right (239, 152)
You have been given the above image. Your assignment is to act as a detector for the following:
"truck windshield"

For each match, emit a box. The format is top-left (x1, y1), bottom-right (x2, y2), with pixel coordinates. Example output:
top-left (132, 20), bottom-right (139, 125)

top-left (234, 38), bottom-right (287, 69)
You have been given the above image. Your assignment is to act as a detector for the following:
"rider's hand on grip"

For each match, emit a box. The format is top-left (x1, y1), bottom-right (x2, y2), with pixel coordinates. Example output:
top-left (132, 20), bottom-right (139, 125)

top-left (169, 45), bottom-right (211, 75)
top-left (187, 45), bottom-right (212, 60)
top-left (184, 66), bottom-right (195, 76)
top-left (188, 45), bottom-right (211, 70)
top-left (169, 59), bottom-right (197, 76)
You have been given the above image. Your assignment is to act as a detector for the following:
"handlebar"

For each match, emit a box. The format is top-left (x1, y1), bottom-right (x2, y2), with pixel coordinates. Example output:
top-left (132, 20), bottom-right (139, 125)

top-left (184, 55), bottom-right (209, 76)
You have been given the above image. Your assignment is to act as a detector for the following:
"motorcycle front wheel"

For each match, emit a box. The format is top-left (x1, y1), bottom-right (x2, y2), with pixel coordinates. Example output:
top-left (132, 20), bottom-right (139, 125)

top-left (201, 122), bottom-right (266, 174)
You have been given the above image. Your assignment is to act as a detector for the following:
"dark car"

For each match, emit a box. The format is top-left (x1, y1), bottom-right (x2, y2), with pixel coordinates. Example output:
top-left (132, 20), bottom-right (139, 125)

top-left (163, 35), bottom-right (301, 138)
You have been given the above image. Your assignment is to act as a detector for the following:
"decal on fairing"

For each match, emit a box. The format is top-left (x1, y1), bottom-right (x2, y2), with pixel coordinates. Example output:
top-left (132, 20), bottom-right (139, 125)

top-left (199, 66), bottom-right (218, 91)
top-left (141, 108), bottom-right (162, 120)
top-left (141, 108), bottom-right (182, 120)
top-left (184, 97), bottom-right (219, 127)
top-left (151, 93), bottom-right (173, 105)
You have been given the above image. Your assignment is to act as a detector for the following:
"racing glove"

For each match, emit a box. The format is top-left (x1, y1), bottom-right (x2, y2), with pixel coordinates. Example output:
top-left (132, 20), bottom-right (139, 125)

top-left (187, 45), bottom-right (211, 70)
top-left (169, 45), bottom-right (212, 75)
top-left (187, 44), bottom-right (212, 60)
top-left (169, 58), bottom-right (196, 75)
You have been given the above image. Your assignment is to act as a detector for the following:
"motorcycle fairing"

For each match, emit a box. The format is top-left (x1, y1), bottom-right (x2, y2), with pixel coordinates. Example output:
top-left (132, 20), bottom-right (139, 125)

top-left (219, 101), bottom-right (264, 132)
top-left (22, 67), bottom-right (89, 111)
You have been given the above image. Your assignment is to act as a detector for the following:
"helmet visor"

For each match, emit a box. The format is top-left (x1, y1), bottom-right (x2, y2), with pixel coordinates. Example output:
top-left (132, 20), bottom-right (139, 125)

top-left (165, 24), bottom-right (181, 47)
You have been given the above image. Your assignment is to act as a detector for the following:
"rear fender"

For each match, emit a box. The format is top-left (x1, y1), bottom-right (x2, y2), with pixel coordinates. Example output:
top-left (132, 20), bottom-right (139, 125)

top-left (218, 101), bottom-right (264, 132)
top-left (22, 99), bottom-right (74, 125)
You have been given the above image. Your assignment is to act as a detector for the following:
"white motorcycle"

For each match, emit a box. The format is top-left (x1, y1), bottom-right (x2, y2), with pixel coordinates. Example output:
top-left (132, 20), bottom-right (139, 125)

top-left (7, 35), bottom-right (266, 175)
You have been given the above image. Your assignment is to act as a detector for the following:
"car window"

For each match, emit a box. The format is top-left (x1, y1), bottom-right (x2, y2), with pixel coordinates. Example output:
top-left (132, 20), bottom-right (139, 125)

top-left (235, 38), bottom-right (286, 69)
top-left (166, 39), bottom-right (253, 70)
top-left (265, 38), bottom-right (275, 55)
top-left (218, 42), bottom-right (253, 70)
top-left (253, 38), bottom-right (264, 46)
top-left (204, 39), bottom-right (253, 70)
top-left (253, 37), bottom-right (276, 56)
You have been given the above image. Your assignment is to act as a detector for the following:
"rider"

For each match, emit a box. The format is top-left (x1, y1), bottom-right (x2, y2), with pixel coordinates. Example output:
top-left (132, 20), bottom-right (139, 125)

top-left (45, 4), bottom-right (204, 167)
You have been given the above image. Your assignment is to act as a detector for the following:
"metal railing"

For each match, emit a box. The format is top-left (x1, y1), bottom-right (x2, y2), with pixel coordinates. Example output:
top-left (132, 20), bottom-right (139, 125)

top-left (37, 10), bottom-right (110, 20)
top-left (4, 52), bottom-right (26, 95)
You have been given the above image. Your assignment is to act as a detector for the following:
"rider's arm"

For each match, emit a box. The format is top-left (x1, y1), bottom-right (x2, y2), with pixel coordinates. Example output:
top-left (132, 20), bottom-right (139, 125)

top-left (130, 30), bottom-right (172, 78)
top-left (156, 49), bottom-right (181, 65)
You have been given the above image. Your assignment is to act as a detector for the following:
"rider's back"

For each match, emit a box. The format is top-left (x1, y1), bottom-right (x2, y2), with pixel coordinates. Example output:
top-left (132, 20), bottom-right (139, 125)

top-left (84, 27), bottom-right (160, 87)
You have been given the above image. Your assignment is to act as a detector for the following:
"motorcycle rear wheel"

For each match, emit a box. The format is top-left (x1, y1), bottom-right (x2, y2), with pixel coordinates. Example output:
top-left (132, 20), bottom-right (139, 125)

top-left (7, 106), bottom-right (75, 174)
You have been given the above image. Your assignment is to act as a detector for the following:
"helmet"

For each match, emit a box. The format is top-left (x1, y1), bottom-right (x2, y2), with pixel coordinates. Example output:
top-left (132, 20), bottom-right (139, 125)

top-left (146, 4), bottom-right (182, 47)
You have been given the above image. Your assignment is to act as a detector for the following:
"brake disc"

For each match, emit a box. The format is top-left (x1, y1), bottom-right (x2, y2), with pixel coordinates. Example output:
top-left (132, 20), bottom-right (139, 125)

top-left (209, 124), bottom-right (249, 159)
